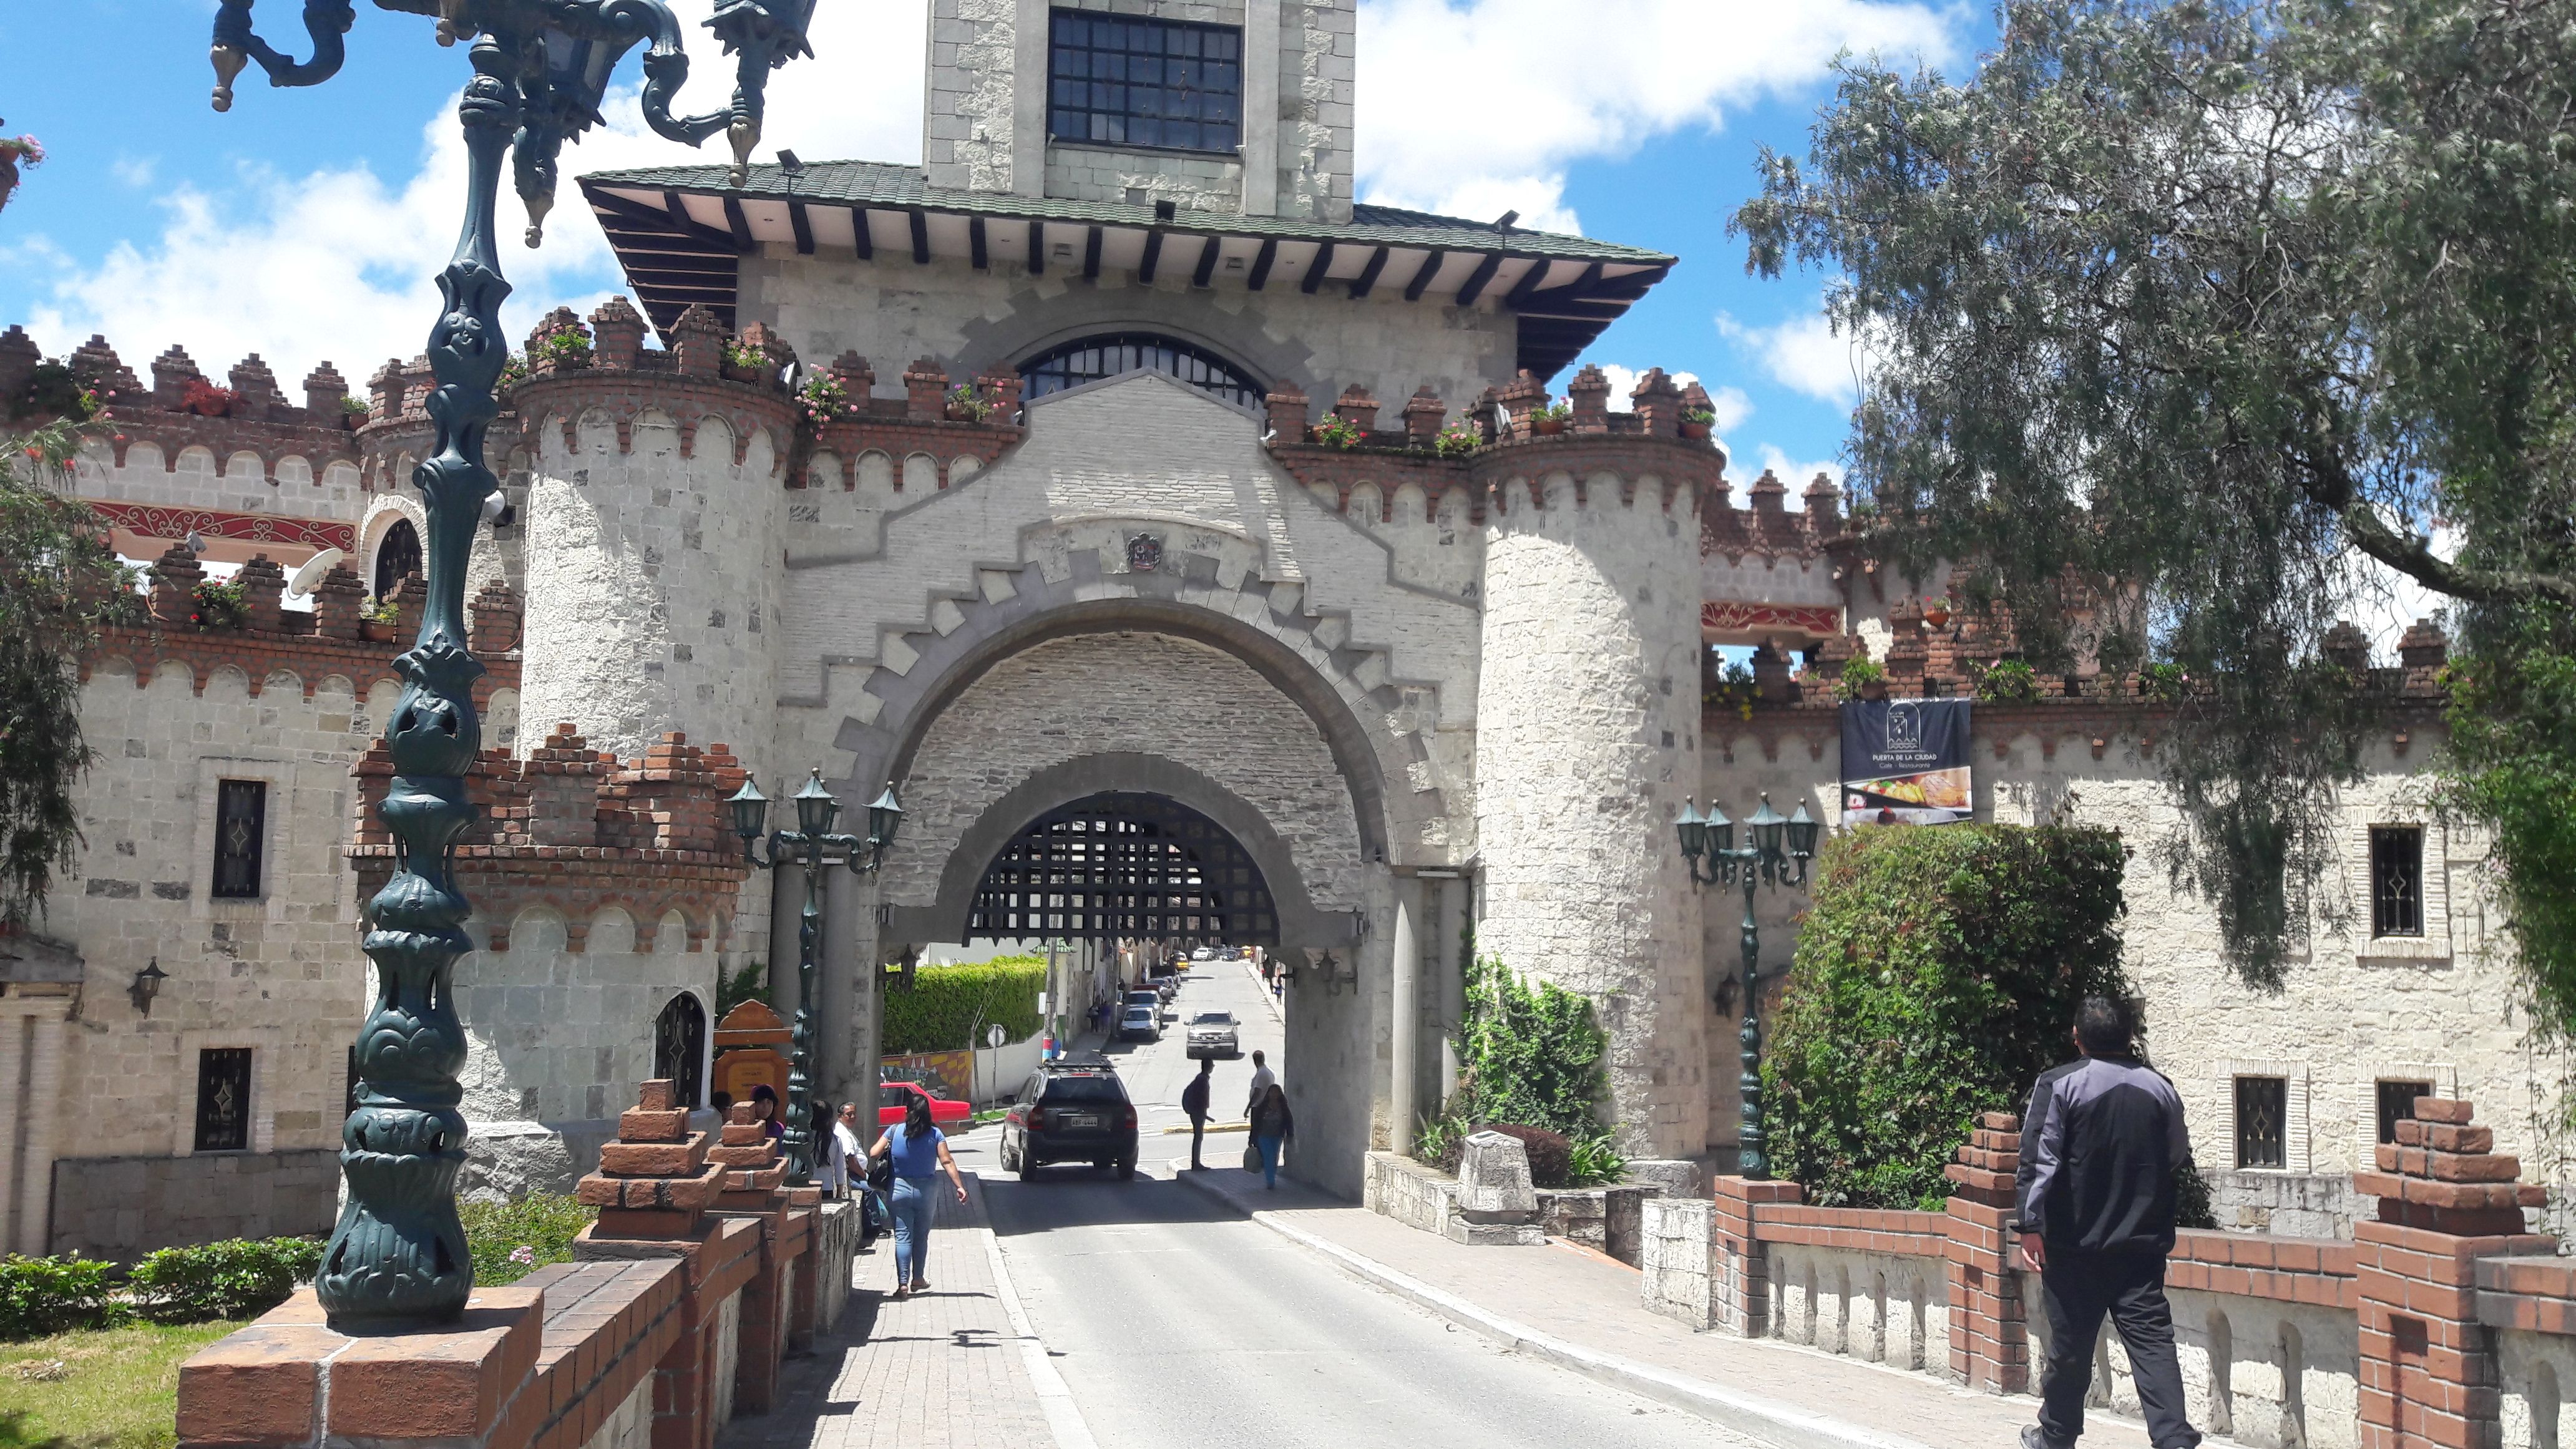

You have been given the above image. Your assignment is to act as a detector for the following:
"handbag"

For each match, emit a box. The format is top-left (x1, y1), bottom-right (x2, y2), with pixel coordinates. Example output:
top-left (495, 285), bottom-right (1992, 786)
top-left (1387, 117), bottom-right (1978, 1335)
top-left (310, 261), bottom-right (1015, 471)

top-left (867, 1139), bottom-right (895, 1191)
top-left (1242, 1141), bottom-right (1261, 1171)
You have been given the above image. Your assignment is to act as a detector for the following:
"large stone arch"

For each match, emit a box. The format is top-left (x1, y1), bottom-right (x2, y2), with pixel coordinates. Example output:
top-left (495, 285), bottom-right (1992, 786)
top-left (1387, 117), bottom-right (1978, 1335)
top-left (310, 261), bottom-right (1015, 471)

top-left (892, 752), bottom-right (1354, 950)
top-left (829, 570), bottom-right (1447, 867)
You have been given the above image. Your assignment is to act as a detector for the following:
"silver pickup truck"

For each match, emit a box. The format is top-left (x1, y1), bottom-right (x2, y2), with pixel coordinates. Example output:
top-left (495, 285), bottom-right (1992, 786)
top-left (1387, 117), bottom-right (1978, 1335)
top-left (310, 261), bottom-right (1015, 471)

top-left (1184, 1011), bottom-right (1239, 1060)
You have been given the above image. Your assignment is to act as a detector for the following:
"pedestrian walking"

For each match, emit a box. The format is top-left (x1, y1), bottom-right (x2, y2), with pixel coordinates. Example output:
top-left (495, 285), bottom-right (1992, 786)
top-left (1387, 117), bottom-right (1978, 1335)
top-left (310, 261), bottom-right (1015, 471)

top-left (1244, 1049), bottom-right (1276, 1118)
top-left (2016, 995), bottom-right (2201, 1449)
top-left (1182, 1058), bottom-right (1214, 1169)
top-left (869, 1091), bottom-right (968, 1298)
top-left (1249, 1082), bottom-right (1293, 1189)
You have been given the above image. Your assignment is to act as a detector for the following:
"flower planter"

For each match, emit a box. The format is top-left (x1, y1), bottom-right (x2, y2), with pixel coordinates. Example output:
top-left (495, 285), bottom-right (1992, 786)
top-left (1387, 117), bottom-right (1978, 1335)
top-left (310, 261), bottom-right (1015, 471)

top-left (721, 361), bottom-right (770, 385)
top-left (945, 403), bottom-right (990, 422)
top-left (359, 619), bottom-right (393, 643)
top-left (530, 355), bottom-right (590, 378)
top-left (1531, 419), bottom-right (1566, 437)
top-left (1679, 421), bottom-right (1711, 441)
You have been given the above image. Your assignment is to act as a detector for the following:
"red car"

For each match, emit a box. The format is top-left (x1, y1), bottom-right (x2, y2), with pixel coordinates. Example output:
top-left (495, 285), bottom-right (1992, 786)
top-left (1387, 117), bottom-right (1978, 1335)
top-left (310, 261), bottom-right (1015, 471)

top-left (877, 1080), bottom-right (973, 1128)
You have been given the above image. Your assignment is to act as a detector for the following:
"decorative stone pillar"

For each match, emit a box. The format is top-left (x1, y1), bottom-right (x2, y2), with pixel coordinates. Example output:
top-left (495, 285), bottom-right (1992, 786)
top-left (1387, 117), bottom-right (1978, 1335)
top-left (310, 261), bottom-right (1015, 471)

top-left (1630, 367), bottom-right (1682, 438)
top-left (313, 563), bottom-right (366, 640)
top-left (228, 354), bottom-right (286, 421)
top-left (1567, 364), bottom-right (1611, 432)
top-left (150, 543), bottom-right (204, 625)
top-left (1944, 1111), bottom-right (2030, 1393)
top-left (302, 361), bottom-right (350, 420)
top-left (1264, 384), bottom-right (1309, 443)
top-left (902, 358), bottom-right (947, 421)
top-left (0, 325), bottom-right (38, 404)
top-left (671, 305), bottom-right (725, 379)
top-left (1332, 384), bottom-right (1379, 435)
top-left (1403, 386), bottom-right (1445, 447)
top-left (590, 296), bottom-right (648, 372)
top-left (1496, 371), bottom-right (1548, 441)
top-left (237, 554), bottom-right (288, 633)
top-left (1388, 876), bottom-right (1423, 1156)
top-left (7, 998), bottom-right (71, 1254)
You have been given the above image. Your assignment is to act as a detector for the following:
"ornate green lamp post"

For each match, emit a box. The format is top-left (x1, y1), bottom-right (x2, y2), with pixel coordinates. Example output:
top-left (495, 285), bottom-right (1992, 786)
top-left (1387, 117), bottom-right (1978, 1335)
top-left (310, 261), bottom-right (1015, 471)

top-left (729, 771), bottom-right (902, 1183)
top-left (207, 0), bottom-right (817, 1328)
top-left (1677, 793), bottom-right (1819, 1180)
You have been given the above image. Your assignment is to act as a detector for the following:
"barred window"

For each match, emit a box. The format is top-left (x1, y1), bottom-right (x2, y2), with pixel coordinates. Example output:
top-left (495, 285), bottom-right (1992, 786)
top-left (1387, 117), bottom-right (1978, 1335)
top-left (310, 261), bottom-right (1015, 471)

top-left (2376, 1078), bottom-right (2434, 1144)
top-left (212, 779), bottom-right (268, 900)
top-left (2235, 1076), bottom-right (2287, 1169)
top-left (2371, 826), bottom-right (2424, 937)
top-left (1048, 11), bottom-right (1242, 153)
top-left (1018, 333), bottom-right (1264, 410)
top-left (195, 1047), bottom-right (253, 1153)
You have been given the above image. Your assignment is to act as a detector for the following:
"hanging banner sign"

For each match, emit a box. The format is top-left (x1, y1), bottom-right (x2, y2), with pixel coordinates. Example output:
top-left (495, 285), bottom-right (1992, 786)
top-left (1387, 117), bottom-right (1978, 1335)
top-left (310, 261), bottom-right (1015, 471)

top-left (1840, 698), bottom-right (1973, 826)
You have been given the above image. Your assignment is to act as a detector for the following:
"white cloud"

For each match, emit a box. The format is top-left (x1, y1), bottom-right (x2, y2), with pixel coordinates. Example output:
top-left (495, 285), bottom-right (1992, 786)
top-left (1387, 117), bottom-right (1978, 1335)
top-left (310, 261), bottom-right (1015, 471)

top-left (6, 1), bottom-right (923, 380)
top-left (1717, 306), bottom-right (1875, 406)
top-left (1752, 444), bottom-right (1843, 489)
top-left (1355, 0), bottom-right (1958, 229)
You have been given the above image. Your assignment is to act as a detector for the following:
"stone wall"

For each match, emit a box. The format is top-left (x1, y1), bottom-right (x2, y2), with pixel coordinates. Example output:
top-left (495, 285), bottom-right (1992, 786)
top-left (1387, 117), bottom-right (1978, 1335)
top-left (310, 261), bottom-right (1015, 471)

top-left (48, 1148), bottom-right (337, 1259)
top-left (922, 0), bottom-right (1354, 221)
top-left (1475, 458), bottom-right (1708, 1159)
top-left (515, 387), bottom-right (790, 768)
top-left (741, 251), bottom-right (1517, 428)
top-left (1363, 1148), bottom-right (1460, 1236)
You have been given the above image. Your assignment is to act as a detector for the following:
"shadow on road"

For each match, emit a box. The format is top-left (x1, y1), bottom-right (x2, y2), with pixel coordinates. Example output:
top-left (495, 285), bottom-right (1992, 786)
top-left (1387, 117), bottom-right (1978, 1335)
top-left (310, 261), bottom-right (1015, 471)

top-left (981, 1164), bottom-right (1257, 1239)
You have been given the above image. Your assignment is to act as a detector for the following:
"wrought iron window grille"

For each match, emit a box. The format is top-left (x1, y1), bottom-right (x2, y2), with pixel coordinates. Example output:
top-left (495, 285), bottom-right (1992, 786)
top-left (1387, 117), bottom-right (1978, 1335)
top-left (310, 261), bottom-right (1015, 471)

top-left (1048, 11), bottom-right (1243, 154)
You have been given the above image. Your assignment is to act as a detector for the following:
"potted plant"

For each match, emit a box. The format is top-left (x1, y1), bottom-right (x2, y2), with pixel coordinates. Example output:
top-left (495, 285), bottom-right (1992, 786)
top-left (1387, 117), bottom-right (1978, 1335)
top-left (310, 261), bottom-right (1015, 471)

top-left (497, 354), bottom-right (529, 394)
top-left (944, 383), bottom-right (992, 423)
top-left (1973, 658), bottom-right (2042, 704)
top-left (12, 359), bottom-right (99, 422)
top-left (1531, 401), bottom-right (1570, 436)
top-left (530, 328), bottom-right (592, 376)
top-left (359, 593), bottom-right (399, 643)
top-left (721, 339), bottom-right (772, 385)
top-left (1680, 406), bottom-right (1715, 441)
top-left (1435, 421), bottom-right (1480, 458)
top-left (0, 132), bottom-right (42, 217)
top-left (190, 578), bottom-right (248, 632)
top-left (1834, 655), bottom-right (1887, 703)
top-left (180, 377), bottom-right (240, 418)
top-left (1309, 412), bottom-right (1362, 449)
top-left (340, 395), bottom-right (371, 429)
top-left (797, 374), bottom-right (858, 436)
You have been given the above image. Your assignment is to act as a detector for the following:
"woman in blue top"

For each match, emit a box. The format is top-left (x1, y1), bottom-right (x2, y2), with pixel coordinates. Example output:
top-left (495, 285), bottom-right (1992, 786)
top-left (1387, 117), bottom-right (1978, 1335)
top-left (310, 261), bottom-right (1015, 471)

top-left (868, 1091), bottom-right (967, 1297)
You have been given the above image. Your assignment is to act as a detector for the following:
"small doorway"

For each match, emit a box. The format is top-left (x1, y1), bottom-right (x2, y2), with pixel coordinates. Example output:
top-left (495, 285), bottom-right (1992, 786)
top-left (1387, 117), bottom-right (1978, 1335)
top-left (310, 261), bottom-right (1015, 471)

top-left (653, 992), bottom-right (708, 1108)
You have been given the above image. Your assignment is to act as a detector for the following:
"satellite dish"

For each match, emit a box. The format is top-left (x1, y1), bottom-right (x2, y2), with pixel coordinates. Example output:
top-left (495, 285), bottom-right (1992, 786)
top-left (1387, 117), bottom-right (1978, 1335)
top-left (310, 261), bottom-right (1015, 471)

top-left (286, 548), bottom-right (345, 600)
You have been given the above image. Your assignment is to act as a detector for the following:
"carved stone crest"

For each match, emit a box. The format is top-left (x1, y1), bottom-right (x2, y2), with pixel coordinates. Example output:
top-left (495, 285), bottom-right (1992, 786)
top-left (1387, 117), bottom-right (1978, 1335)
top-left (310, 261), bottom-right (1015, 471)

top-left (1128, 532), bottom-right (1162, 573)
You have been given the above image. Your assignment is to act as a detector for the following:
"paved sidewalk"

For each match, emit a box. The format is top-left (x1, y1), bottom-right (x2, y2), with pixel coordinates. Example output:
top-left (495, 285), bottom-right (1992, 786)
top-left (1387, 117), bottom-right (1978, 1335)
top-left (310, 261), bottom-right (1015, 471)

top-left (1172, 1163), bottom-right (2167, 1449)
top-left (720, 1176), bottom-right (1082, 1449)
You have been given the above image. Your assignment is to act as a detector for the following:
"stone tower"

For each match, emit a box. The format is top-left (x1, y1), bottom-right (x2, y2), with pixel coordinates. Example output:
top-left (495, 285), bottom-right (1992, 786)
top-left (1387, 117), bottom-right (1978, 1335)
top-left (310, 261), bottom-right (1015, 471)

top-left (924, 0), bottom-right (1356, 222)
top-left (1470, 370), bottom-right (1714, 1161)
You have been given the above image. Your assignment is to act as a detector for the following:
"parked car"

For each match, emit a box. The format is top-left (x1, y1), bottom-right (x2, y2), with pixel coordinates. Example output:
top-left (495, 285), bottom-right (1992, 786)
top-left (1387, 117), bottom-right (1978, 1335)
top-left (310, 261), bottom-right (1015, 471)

top-left (1118, 1003), bottom-right (1159, 1042)
top-left (1184, 1010), bottom-right (1239, 1060)
top-left (876, 1078), bottom-right (974, 1128)
top-left (1001, 1057), bottom-right (1138, 1179)
top-left (1191, 945), bottom-right (1217, 962)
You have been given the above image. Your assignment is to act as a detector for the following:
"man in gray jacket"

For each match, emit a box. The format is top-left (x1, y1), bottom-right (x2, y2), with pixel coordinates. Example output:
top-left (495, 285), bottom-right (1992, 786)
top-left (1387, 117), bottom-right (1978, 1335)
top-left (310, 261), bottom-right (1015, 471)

top-left (2016, 996), bottom-right (2202, 1449)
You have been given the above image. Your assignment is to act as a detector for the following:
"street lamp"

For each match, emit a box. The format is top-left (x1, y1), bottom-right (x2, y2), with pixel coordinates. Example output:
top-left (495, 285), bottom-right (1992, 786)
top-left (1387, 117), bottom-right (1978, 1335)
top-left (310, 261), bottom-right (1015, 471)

top-left (1677, 793), bottom-right (1819, 1181)
top-left (210, 0), bottom-right (816, 1327)
top-left (731, 770), bottom-right (902, 1183)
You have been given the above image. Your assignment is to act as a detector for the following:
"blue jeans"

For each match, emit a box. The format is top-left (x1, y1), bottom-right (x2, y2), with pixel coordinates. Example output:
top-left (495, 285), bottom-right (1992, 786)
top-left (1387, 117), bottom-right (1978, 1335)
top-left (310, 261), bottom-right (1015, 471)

top-left (890, 1176), bottom-right (939, 1287)
top-left (1254, 1134), bottom-right (1283, 1188)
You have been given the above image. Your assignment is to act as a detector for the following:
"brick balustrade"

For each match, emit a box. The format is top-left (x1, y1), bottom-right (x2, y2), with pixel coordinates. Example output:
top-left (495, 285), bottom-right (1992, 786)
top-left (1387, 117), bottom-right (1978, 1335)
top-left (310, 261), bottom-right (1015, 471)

top-left (179, 1079), bottom-right (851, 1449)
top-left (1644, 1096), bottom-right (2565, 1447)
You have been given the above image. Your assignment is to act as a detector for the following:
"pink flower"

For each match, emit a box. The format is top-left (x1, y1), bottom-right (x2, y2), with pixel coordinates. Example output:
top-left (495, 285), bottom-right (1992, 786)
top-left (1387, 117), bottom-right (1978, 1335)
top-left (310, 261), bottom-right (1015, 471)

top-left (508, 1244), bottom-right (536, 1266)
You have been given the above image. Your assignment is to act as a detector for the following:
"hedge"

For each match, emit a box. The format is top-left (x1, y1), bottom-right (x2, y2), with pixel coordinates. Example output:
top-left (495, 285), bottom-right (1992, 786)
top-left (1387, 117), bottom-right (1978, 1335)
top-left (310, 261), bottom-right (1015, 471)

top-left (0, 1254), bottom-right (123, 1339)
top-left (881, 955), bottom-right (1046, 1054)
top-left (127, 1238), bottom-right (321, 1323)
top-left (1764, 824), bottom-right (2134, 1210)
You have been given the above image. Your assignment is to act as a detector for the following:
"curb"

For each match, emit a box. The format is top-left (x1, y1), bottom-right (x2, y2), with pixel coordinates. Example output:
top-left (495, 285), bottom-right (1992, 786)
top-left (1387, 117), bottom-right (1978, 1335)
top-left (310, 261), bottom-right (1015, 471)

top-left (977, 1181), bottom-right (1101, 1449)
top-left (1239, 957), bottom-right (1284, 1023)
top-left (1169, 1164), bottom-right (1936, 1449)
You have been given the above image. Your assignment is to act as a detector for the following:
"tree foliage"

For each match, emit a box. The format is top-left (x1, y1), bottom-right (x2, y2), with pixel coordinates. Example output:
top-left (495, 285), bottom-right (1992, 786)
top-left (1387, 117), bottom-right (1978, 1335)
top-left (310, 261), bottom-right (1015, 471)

top-left (1455, 953), bottom-right (1609, 1139)
top-left (0, 420), bottom-right (135, 929)
top-left (1734, 0), bottom-right (2576, 1001)
top-left (1765, 825), bottom-right (2131, 1209)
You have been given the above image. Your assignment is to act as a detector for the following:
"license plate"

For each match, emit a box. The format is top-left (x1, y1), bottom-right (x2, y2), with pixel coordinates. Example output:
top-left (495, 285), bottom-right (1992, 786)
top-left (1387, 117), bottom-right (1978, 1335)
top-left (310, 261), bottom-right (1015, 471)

top-left (1063, 1115), bottom-right (1100, 1130)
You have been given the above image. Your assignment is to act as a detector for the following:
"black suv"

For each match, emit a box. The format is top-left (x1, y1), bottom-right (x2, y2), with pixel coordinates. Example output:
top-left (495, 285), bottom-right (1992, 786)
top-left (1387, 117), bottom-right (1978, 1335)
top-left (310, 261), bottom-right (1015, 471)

top-left (1002, 1055), bottom-right (1138, 1180)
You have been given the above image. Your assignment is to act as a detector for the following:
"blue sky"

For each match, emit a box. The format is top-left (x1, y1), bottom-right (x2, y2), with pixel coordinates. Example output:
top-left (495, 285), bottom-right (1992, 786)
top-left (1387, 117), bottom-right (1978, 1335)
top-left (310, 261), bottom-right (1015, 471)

top-left (0, 0), bottom-right (1986, 487)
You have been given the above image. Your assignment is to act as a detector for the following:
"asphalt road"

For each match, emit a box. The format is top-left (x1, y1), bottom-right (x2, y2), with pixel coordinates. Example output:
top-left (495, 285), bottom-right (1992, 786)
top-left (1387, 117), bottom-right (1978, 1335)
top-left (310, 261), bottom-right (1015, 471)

top-left (962, 960), bottom-right (1759, 1449)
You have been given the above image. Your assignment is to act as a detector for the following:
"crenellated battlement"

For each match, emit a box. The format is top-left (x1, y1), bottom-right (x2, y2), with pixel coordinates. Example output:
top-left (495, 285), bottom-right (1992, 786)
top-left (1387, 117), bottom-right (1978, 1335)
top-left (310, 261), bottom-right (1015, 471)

top-left (2, 324), bottom-right (367, 484)
top-left (348, 723), bottom-right (752, 955)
